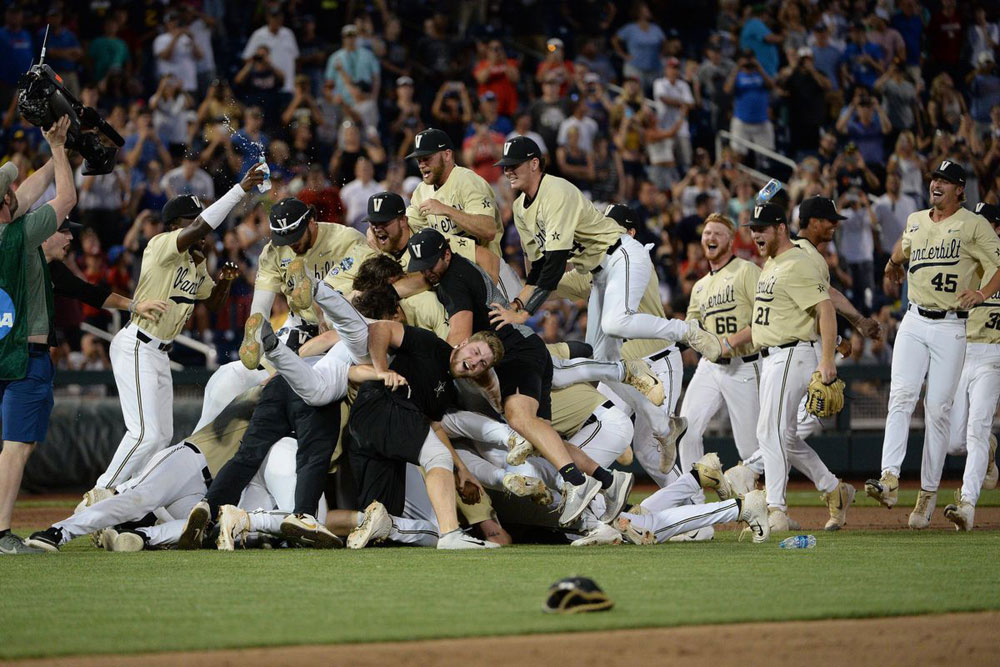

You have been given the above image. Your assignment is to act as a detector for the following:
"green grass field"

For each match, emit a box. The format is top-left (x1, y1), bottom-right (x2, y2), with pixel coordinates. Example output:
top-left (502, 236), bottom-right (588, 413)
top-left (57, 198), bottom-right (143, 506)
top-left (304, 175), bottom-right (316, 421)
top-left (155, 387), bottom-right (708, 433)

top-left (2, 490), bottom-right (1000, 660)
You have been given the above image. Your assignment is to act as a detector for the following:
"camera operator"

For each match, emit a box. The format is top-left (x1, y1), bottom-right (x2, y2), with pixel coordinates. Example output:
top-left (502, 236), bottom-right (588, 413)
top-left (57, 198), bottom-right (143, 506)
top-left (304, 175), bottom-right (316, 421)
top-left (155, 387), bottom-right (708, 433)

top-left (0, 115), bottom-right (77, 554)
top-left (235, 45), bottom-right (285, 125)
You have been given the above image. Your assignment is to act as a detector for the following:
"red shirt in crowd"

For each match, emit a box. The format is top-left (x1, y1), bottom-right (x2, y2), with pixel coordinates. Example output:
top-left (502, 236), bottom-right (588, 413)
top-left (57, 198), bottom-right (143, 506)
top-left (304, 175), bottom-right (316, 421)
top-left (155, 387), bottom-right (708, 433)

top-left (474, 58), bottom-right (520, 117)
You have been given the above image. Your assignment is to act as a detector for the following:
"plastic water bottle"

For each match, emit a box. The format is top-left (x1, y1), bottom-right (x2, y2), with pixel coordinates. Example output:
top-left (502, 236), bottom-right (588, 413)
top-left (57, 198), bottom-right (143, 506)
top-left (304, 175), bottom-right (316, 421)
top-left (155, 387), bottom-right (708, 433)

top-left (779, 535), bottom-right (816, 549)
top-left (755, 178), bottom-right (782, 205)
top-left (257, 154), bottom-right (271, 193)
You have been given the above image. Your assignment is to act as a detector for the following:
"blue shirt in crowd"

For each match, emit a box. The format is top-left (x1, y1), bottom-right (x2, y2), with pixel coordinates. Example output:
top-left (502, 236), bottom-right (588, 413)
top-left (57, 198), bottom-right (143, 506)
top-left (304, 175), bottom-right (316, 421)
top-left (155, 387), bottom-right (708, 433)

top-left (740, 18), bottom-right (778, 76)
top-left (970, 73), bottom-right (1000, 124)
top-left (891, 13), bottom-right (923, 66)
top-left (0, 27), bottom-right (33, 86)
top-left (36, 27), bottom-right (79, 74)
top-left (843, 41), bottom-right (884, 89)
top-left (733, 70), bottom-right (770, 123)
top-left (846, 110), bottom-right (886, 164)
top-left (615, 22), bottom-right (666, 74)
top-left (231, 130), bottom-right (269, 177)
top-left (812, 44), bottom-right (843, 90)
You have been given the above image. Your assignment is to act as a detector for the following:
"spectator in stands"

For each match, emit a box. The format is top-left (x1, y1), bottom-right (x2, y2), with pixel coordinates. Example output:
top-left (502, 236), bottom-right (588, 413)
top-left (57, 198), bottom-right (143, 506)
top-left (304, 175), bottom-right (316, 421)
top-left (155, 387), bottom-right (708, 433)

top-left (415, 12), bottom-right (451, 80)
top-left (653, 57), bottom-right (694, 171)
top-left (724, 49), bottom-right (775, 162)
top-left (76, 162), bottom-right (129, 248)
top-left (235, 44), bottom-right (285, 123)
top-left (928, 73), bottom-right (967, 134)
top-left (536, 38), bottom-right (574, 97)
top-left (841, 21), bottom-right (884, 93)
top-left (581, 73), bottom-right (613, 135)
top-left (231, 106), bottom-right (268, 177)
top-left (179, 3), bottom-right (216, 94)
top-left (123, 107), bottom-right (172, 173)
top-left (153, 10), bottom-right (201, 94)
top-left (695, 36), bottom-right (735, 134)
top-left (463, 116), bottom-right (505, 187)
top-left (675, 192), bottom-right (713, 261)
top-left (387, 76), bottom-right (423, 160)
top-left (886, 131), bottom-right (926, 204)
top-left (507, 113), bottom-right (548, 159)
top-left (0, 5), bottom-right (34, 108)
top-left (873, 167), bottom-right (919, 255)
top-left (891, 0), bottom-right (923, 82)
top-left (808, 23), bottom-right (843, 96)
top-left (281, 74), bottom-right (324, 130)
top-left (297, 164), bottom-right (343, 222)
top-left (242, 6), bottom-right (298, 97)
top-left (530, 76), bottom-right (568, 160)
top-left (969, 7), bottom-right (999, 70)
top-left (590, 135), bottom-right (624, 204)
top-left (296, 14), bottom-right (331, 96)
top-left (778, 47), bottom-right (832, 158)
top-left (88, 16), bottom-right (129, 83)
top-left (162, 150), bottom-right (214, 202)
top-left (612, 2), bottom-right (666, 94)
top-left (286, 124), bottom-right (319, 176)
top-left (340, 156), bottom-right (381, 229)
top-left (927, 0), bottom-right (963, 83)
top-left (555, 124), bottom-right (595, 194)
top-left (739, 4), bottom-right (781, 77)
top-left (674, 167), bottom-right (728, 217)
top-left (968, 53), bottom-right (1000, 139)
top-left (150, 74), bottom-right (194, 153)
top-left (867, 9), bottom-right (905, 71)
top-left (611, 79), bottom-right (646, 200)
top-left (836, 188), bottom-right (877, 315)
top-left (475, 91), bottom-right (513, 138)
top-left (40, 6), bottom-right (83, 96)
top-left (874, 58), bottom-right (919, 135)
top-left (128, 161), bottom-right (168, 220)
top-left (777, 1), bottom-right (808, 54)
top-left (558, 98), bottom-right (599, 154)
top-left (196, 78), bottom-right (242, 127)
top-left (431, 80), bottom-right (473, 152)
top-left (192, 120), bottom-right (239, 198)
top-left (833, 142), bottom-right (881, 194)
top-left (575, 37), bottom-right (616, 85)
top-left (835, 88), bottom-right (892, 166)
top-left (473, 39), bottom-right (519, 118)
top-left (325, 24), bottom-right (380, 106)
top-left (329, 120), bottom-right (385, 187)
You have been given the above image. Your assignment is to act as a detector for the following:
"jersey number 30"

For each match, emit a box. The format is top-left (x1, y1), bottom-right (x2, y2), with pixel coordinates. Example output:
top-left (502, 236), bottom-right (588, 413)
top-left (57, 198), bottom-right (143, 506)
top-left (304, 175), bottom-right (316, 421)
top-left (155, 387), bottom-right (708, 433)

top-left (930, 273), bottom-right (958, 293)
top-left (754, 306), bottom-right (771, 326)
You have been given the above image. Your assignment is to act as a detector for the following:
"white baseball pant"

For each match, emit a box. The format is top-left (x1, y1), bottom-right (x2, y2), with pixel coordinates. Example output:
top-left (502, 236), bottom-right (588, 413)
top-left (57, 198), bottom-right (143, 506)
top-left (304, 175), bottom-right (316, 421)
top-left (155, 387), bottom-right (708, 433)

top-left (946, 342), bottom-right (1000, 505)
top-left (881, 309), bottom-right (967, 490)
top-left (623, 471), bottom-right (739, 542)
top-left (98, 324), bottom-right (175, 489)
top-left (757, 342), bottom-right (817, 510)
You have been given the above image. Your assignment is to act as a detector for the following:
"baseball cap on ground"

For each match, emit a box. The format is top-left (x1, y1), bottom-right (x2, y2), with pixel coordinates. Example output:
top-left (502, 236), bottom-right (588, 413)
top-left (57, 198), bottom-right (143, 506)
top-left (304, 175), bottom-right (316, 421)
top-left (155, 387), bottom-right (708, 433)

top-left (495, 136), bottom-right (542, 167)
top-left (269, 197), bottom-right (313, 246)
top-left (0, 161), bottom-right (18, 205)
top-left (931, 160), bottom-right (966, 186)
top-left (604, 204), bottom-right (638, 233)
top-left (975, 202), bottom-right (1000, 225)
top-left (405, 128), bottom-right (454, 159)
top-left (365, 191), bottom-right (406, 224)
top-left (406, 228), bottom-right (448, 272)
top-left (162, 194), bottom-right (204, 225)
top-left (543, 577), bottom-right (614, 614)
top-left (799, 195), bottom-right (847, 223)
top-left (745, 203), bottom-right (786, 226)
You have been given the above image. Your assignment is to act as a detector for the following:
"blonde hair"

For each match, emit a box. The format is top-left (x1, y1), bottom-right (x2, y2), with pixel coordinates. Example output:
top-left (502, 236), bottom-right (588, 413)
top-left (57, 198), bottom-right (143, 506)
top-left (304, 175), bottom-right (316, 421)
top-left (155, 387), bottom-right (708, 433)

top-left (468, 330), bottom-right (504, 366)
top-left (703, 212), bottom-right (736, 234)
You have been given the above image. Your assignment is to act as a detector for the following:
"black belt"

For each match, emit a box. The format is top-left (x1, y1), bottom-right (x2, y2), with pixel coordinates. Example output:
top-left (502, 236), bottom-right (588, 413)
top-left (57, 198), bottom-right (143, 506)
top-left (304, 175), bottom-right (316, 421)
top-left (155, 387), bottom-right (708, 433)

top-left (136, 330), bottom-right (173, 352)
top-left (715, 353), bottom-right (760, 365)
top-left (648, 347), bottom-right (674, 363)
top-left (913, 306), bottom-right (968, 320)
top-left (591, 238), bottom-right (624, 274)
top-left (27, 342), bottom-right (50, 353)
top-left (183, 442), bottom-right (213, 486)
top-left (583, 400), bottom-right (618, 427)
top-left (759, 340), bottom-right (813, 358)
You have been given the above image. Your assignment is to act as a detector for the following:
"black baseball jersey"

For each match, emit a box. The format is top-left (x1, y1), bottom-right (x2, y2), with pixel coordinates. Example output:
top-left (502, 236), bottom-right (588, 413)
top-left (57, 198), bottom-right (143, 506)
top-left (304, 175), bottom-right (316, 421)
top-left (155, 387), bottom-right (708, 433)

top-left (385, 324), bottom-right (457, 421)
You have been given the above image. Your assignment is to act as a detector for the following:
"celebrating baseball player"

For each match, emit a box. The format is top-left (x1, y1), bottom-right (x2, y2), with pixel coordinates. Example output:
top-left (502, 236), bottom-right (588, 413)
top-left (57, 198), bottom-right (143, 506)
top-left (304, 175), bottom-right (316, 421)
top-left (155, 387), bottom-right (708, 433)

top-left (89, 164), bottom-right (265, 498)
top-left (868, 161), bottom-right (1000, 529)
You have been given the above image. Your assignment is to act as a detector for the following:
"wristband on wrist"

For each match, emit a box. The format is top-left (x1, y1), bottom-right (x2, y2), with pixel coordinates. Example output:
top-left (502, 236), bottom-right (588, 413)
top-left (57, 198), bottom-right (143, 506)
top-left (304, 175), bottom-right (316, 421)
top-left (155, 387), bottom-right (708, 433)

top-left (888, 257), bottom-right (900, 267)
top-left (722, 337), bottom-right (733, 352)
top-left (976, 289), bottom-right (987, 301)
top-left (128, 300), bottom-right (135, 314)
top-left (512, 298), bottom-right (524, 311)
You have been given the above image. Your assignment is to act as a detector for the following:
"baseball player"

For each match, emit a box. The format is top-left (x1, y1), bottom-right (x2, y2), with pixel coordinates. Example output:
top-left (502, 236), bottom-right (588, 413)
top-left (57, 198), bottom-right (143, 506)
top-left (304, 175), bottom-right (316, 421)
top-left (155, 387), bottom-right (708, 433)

top-left (869, 161), bottom-right (1000, 528)
top-left (492, 135), bottom-right (722, 367)
top-left (90, 165), bottom-right (265, 495)
top-left (941, 202), bottom-right (1000, 531)
top-left (240, 196), bottom-right (376, 370)
top-left (404, 127), bottom-right (522, 299)
top-left (735, 203), bottom-right (839, 528)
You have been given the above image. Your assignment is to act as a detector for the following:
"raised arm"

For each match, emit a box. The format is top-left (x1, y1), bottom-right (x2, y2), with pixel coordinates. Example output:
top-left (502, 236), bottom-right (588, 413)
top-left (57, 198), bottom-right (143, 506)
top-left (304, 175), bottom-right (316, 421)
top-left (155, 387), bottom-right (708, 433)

top-left (42, 116), bottom-right (77, 223)
top-left (12, 160), bottom-right (54, 214)
top-left (175, 163), bottom-right (264, 253)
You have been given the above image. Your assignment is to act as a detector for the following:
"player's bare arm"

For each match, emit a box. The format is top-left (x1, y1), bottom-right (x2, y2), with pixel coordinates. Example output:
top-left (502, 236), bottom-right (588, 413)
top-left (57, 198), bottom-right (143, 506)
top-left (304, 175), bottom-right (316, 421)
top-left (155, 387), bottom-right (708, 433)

top-left (367, 319), bottom-right (406, 375)
top-left (959, 268), bottom-right (1000, 310)
top-left (202, 261), bottom-right (240, 312)
top-left (418, 198), bottom-right (496, 244)
top-left (175, 163), bottom-right (265, 253)
top-left (816, 299), bottom-right (838, 383)
top-left (722, 325), bottom-right (754, 356)
top-left (41, 116), bottom-right (76, 223)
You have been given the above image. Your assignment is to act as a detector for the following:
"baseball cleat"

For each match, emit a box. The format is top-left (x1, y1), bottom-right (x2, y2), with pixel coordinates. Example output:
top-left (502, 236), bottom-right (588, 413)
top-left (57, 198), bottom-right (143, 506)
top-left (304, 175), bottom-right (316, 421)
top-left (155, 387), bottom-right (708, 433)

top-left (74, 486), bottom-right (114, 514)
top-left (865, 471), bottom-right (899, 509)
top-left (692, 452), bottom-right (735, 500)
top-left (216, 505), bottom-right (251, 551)
top-left (347, 501), bottom-right (393, 549)
top-left (288, 257), bottom-right (314, 312)
top-left (570, 522), bottom-right (623, 547)
top-left (908, 490), bottom-right (937, 530)
top-left (0, 533), bottom-right (45, 555)
top-left (110, 530), bottom-right (146, 552)
top-left (281, 513), bottom-right (343, 549)
top-left (179, 500), bottom-right (211, 550)
top-left (505, 431), bottom-right (536, 466)
top-left (25, 527), bottom-right (63, 553)
top-left (685, 319), bottom-right (723, 362)
top-left (822, 482), bottom-right (856, 531)
top-left (984, 434), bottom-right (998, 490)
top-left (622, 359), bottom-right (664, 406)
top-left (558, 476), bottom-right (602, 526)
top-left (943, 499), bottom-right (975, 532)
top-left (616, 516), bottom-right (656, 545)
top-left (767, 507), bottom-right (791, 532)
top-left (723, 463), bottom-right (758, 496)
top-left (655, 415), bottom-right (687, 473)
top-left (437, 529), bottom-right (501, 550)
top-left (240, 313), bottom-right (264, 370)
top-left (737, 490), bottom-right (770, 543)
top-left (502, 473), bottom-right (553, 506)
top-left (668, 526), bottom-right (715, 542)
top-left (598, 469), bottom-right (634, 523)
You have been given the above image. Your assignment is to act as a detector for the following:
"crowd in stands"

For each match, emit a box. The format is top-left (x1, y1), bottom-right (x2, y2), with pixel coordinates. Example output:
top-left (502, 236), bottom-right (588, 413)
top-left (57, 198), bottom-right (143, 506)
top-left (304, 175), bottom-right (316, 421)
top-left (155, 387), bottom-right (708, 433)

top-left (1, 0), bottom-right (997, 370)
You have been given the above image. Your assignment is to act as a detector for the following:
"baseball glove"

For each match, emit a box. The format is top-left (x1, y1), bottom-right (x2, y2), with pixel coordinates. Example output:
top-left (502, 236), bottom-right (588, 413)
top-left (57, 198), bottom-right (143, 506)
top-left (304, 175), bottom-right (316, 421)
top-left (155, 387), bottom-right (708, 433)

top-left (804, 372), bottom-right (845, 418)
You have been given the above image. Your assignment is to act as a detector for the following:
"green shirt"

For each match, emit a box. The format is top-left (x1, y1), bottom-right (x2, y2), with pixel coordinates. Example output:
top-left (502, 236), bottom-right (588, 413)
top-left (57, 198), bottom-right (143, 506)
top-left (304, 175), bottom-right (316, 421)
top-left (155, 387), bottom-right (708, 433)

top-left (0, 204), bottom-right (57, 337)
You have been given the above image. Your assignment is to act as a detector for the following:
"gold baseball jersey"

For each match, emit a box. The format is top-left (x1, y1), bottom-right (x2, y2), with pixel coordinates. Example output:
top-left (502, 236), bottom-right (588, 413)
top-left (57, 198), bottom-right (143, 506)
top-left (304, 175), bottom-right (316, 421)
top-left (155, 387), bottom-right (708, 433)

top-left (408, 166), bottom-right (504, 257)
top-left (400, 291), bottom-right (451, 340)
top-left (793, 238), bottom-right (830, 283)
top-left (513, 175), bottom-right (624, 273)
top-left (752, 247), bottom-right (830, 348)
top-left (901, 207), bottom-right (1000, 311)
top-left (547, 342), bottom-right (607, 437)
top-left (967, 278), bottom-right (1000, 344)
top-left (688, 256), bottom-right (761, 357)
top-left (556, 264), bottom-right (673, 360)
top-left (132, 230), bottom-right (215, 341)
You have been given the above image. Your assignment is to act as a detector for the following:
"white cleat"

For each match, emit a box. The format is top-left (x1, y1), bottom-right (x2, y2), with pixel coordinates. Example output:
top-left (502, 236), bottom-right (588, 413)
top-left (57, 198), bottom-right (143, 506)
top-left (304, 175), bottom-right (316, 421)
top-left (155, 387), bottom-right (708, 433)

top-left (287, 257), bottom-right (313, 312)
top-left (216, 505), bottom-right (250, 551)
top-left (821, 482), bottom-right (856, 531)
top-left (738, 490), bottom-right (770, 543)
top-left (943, 500), bottom-right (975, 532)
top-left (437, 529), bottom-right (501, 550)
top-left (558, 476), bottom-right (602, 526)
top-left (502, 473), bottom-right (553, 506)
top-left (724, 463), bottom-right (758, 497)
top-left (110, 531), bottom-right (146, 552)
top-left (598, 469), bottom-right (634, 523)
top-left (908, 490), bottom-right (937, 530)
top-left (74, 487), bottom-right (114, 514)
top-left (570, 522), bottom-right (623, 547)
top-left (667, 525), bottom-right (715, 542)
top-left (622, 359), bottom-right (665, 406)
top-left (347, 501), bottom-right (393, 550)
top-left (281, 513), bottom-right (343, 549)
top-left (505, 432), bottom-right (536, 466)
top-left (179, 500), bottom-right (210, 550)
top-left (692, 452), bottom-right (735, 500)
top-left (767, 507), bottom-right (791, 532)
top-left (615, 516), bottom-right (656, 545)
top-left (655, 416), bottom-right (687, 473)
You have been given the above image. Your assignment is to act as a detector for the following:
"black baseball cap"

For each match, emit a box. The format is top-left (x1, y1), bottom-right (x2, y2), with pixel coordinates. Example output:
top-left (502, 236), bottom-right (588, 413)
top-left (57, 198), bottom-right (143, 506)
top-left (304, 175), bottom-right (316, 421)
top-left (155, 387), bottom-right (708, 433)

top-left (405, 128), bottom-right (454, 159)
top-left (57, 220), bottom-right (83, 234)
top-left (269, 197), bottom-right (313, 246)
top-left (495, 135), bottom-right (542, 167)
top-left (604, 204), bottom-right (638, 232)
top-left (931, 160), bottom-right (967, 186)
top-left (975, 201), bottom-right (1000, 225)
top-left (745, 203), bottom-right (786, 226)
top-left (162, 194), bottom-right (204, 225)
top-left (406, 228), bottom-right (449, 272)
top-left (799, 195), bottom-right (847, 223)
top-left (365, 191), bottom-right (406, 224)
